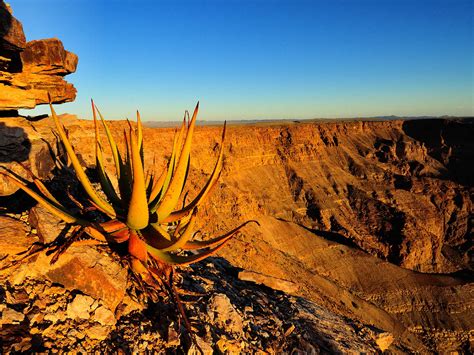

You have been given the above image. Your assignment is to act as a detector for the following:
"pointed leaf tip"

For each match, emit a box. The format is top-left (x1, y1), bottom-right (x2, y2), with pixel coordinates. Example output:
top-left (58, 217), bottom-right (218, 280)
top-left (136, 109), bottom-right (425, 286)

top-left (126, 128), bottom-right (149, 229)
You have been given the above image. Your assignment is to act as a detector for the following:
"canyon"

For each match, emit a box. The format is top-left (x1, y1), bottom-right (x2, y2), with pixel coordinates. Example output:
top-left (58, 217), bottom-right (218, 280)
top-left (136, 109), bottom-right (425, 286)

top-left (1, 113), bottom-right (472, 352)
top-left (1, 0), bottom-right (472, 352)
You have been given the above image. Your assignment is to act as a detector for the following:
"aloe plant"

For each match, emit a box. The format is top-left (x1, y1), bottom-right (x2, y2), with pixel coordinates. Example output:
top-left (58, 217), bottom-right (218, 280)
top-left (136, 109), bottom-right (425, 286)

top-left (2, 100), bottom-right (256, 289)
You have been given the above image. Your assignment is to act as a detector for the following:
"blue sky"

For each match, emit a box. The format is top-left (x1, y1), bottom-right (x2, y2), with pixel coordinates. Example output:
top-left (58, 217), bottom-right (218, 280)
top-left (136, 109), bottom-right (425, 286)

top-left (12, 0), bottom-right (474, 120)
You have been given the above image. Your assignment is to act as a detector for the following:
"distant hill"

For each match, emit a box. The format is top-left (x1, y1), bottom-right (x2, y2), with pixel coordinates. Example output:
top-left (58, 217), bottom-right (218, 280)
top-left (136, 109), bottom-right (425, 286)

top-left (143, 116), bottom-right (474, 128)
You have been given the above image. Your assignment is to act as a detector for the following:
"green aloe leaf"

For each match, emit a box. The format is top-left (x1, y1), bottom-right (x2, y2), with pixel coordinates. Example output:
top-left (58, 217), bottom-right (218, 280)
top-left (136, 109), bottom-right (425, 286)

top-left (136, 110), bottom-right (144, 162)
top-left (155, 103), bottom-right (199, 222)
top-left (93, 101), bottom-right (121, 179)
top-left (117, 131), bottom-right (133, 206)
top-left (141, 224), bottom-right (175, 250)
top-left (159, 209), bottom-right (197, 252)
top-left (1, 172), bottom-right (81, 224)
top-left (49, 102), bottom-right (116, 218)
top-left (11, 162), bottom-right (63, 207)
top-left (147, 237), bottom-right (230, 266)
top-left (163, 122), bottom-right (226, 223)
top-left (93, 112), bottom-right (122, 207)
top-left (182, 220), bottom-right (259, 250)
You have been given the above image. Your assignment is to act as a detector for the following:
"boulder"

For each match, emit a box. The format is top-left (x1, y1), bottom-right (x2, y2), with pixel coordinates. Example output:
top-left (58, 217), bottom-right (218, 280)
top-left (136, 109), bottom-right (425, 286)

top-left (28, 205), bottom-right (65, 243)
top-left (22, 38), bottom-right (78, 75)
top-left (1, 307), bottom-right (25, 325)
top-left (0, 117), bottom-right (55, 196)
top-left (0, 2), bottom-right (26, 50)
top-left (85, 325), bottom-right (110, 340)
top-left (12, 245), bottom-right (128, 311)
top-left (92, 306), bottom-right (116, 326)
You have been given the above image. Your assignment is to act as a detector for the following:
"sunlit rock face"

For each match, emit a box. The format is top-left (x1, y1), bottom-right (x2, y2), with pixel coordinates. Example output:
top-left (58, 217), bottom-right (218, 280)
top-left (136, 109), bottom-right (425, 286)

top-left (1, 112), bottom-right (473, 352)
top-left (4, 115), bottom-right (472, 275)
top-left (0, 1), bottom-right (78, 112)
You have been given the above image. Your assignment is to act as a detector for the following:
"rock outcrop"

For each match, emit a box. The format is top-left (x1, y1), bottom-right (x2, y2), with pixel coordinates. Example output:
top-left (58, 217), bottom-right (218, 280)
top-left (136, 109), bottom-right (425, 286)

top-left (0, 116), bottom-right (56, 195)
top-left (0, 1), bottom-right (77, 112)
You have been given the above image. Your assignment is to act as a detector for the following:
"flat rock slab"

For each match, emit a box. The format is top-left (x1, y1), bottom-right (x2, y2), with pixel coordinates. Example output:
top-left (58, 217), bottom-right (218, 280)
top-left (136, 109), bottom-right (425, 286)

top-left (238, 270), bottom-right (299, 294)
top-left (0, 216), bottom-right (36, 255)
top-left (28, 205), bottom-right (65, 243)
top-left (12, 245), bottom-right (127, 311)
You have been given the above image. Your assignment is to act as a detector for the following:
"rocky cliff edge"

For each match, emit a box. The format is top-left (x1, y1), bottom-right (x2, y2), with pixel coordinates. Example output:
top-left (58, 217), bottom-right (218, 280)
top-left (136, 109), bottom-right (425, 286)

top-left (0, 1), bottom-right (77, 112)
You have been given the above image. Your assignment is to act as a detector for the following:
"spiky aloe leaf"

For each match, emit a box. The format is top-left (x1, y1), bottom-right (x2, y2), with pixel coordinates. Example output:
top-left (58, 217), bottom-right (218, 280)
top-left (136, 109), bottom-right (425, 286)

top-left (147, 237), bottom-right (231, 266)
top-left (150, 221), bottom-right (174, 239)
top-left (131, 258), bottom-right (167, 290)
top-left (83, 226), bottom-right (108, 242)
top-left (136, 110), bottom-right (144, 161)
top-left (12, 162), bottom-right (64, 207)
top-left (174, 114), bottom-right (188, 171)
top-left (126, 128), bottom-right (149, 230)
top-left (145, 171), bottom-right (153, 196)
top-left (173, 207), bottom-right (195, 235)
top-left (147, 167), bottom-right (165, 204)
top-left (182, 220), bottom-right (259, 250)
top-left (94, 102), bottom-right (121, 179)
top-left (93, 103), bottom-right (122, 207)
top-left (31, 177), bottom-right (62, 206)
top-left (99, 219), bottom-right (128, 233)
top-left (162, 122), bottom-right (227, 223)
top-left (49, 102), bottom-right (116, 218)
top-left (142, 209), bottom-right (197, 252)
top-left (1, 172), bottom-right (81, 224)
top-left (159, 209), bottom-right (197, 252)
top-left (117, 155), bottom-right (131, 203)
top-left (141, 224), bottom-right (175, 250)
top-left (148, 146), bottom-right (174, 206)
top-left (148, 123), bottom-right (184, 210)
top-left (130, 257), bottom-right (149, 275)
top-left (95, 143), bottom-right (122, 209)
top-left (117, 131), bottom-right (133, 206)
top-left (155, 103), bottom-right (199, 222)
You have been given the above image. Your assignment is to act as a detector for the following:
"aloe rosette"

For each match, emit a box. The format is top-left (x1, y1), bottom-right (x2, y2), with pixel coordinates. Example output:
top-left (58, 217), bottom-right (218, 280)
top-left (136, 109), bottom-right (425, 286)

top-left (2, 100), bottom-right (256, 287)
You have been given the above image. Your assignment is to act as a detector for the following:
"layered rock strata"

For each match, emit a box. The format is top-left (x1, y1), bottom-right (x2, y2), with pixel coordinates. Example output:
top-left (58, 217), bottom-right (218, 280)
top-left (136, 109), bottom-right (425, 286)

top-left (0, 1), bottom-right (77, 112)
top-left (0, 115), bottom-right (472, 352)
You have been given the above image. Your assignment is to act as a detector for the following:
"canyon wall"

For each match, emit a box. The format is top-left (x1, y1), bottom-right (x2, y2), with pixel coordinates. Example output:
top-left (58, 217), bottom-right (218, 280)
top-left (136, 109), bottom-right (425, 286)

top-left (21, 115), bottom-right (472, 273)
top-left (1, 115), bottom-right (472, 351)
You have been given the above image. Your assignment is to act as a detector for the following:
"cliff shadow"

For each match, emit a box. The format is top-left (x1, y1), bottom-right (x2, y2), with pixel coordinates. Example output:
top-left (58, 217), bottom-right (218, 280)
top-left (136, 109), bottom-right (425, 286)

top-left (0, 2), bottom-right (22, 73)
top-left (402, 118), bottom-right (474, 187)
top-left (106, 256), bottom-right (352, 353)
top-left (0, 122), bottom-right (33, 212)
top-left (0, 122), bottom-right (31, 163)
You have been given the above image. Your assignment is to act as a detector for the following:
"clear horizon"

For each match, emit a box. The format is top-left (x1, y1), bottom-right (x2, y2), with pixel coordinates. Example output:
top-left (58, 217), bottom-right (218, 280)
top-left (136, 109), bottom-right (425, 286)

top-left (12, 0), bottom-right (474, 121)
